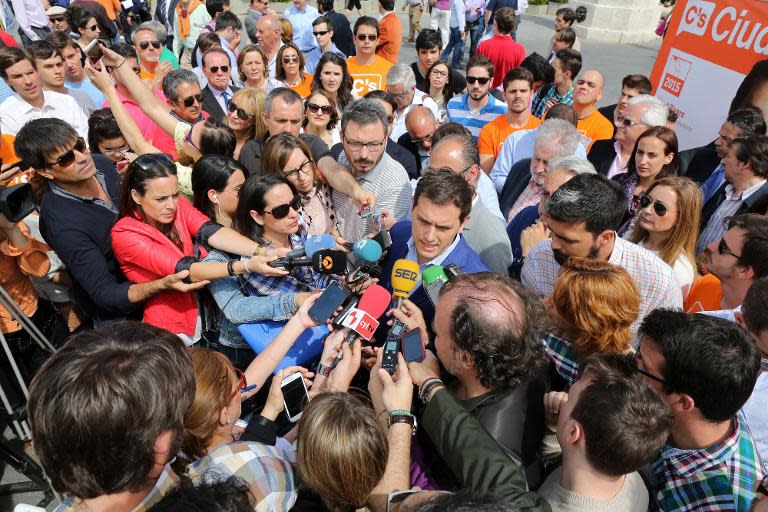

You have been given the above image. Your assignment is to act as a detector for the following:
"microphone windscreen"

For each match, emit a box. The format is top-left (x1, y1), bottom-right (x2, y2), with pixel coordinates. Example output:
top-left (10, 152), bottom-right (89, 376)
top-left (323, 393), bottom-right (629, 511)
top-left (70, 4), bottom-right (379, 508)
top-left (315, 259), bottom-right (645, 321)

top-left (312, 250), bottom-right (347, 274)
top-left (353, 239), bottom-right (383, 262)
top-left (422, 265), bottom-right (448, 286)
top-left (304, 234), bottom-right (337, 257)
top-left (357, 284), bottom-right (392, 318)
top-left (391, 259), bottom-right (420, 299)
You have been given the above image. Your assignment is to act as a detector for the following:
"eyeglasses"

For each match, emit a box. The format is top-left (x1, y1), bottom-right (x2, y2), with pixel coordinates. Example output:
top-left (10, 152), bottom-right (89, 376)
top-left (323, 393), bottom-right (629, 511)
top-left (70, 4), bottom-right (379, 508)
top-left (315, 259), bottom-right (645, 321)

top-left (178, 93), bottom-right (203, 107)
top-left (430, 68), bottom-right (449, 78)
top-left (229, 368), bottom-right (248, 401)
top-left (87, 24), bottom-right (99, 31)
top-left (466, 76), bottom-right (490, 85)
top-left (343, 137), bottom-right (386, 152)
top-left (387, 88), bottom-right (411, 101)
top-left (634, 352), bottom-right (667, 384)
top-left (283, 160), bottom-right (313, 180)
top-left (306, 102), bottom-right (333, 115)
top-left (227, 100), bottom-right (255, 121)
top-left (263, 195), bottom-right (302, 219)
top-left (138, 40), bottom-right (161, 50)
top-left (282, 55), bottom-right (300, 64)
top-left (100, 144), bottom-right (130, 157)
top-left (410, 133), bottom-right (433, 145)
top-left (49, 16), bottom-right (65, 22)
top-left (717, 237), bottom-right (742, 261)
top-left (45, 137), bottom-right (88, 168)
top-left (617, 115), bottom-right (642, 128)
top-left (356, 33), bottom-right (377, 41)
top-left (639, 194), bottom-right (668, 217)
top-left (312, 30), bottom-right (330, 36)
top-left (208, 65), bottom-right (229, 74)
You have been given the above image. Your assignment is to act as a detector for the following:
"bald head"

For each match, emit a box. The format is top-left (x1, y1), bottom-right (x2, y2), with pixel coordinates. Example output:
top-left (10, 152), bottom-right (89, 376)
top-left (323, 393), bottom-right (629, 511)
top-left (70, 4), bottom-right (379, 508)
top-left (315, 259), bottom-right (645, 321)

top-left (429, 134), bottom-right (480, 188)
top-left (256, 15), bottom-right (281, 50)
top-left (405, 106), bottom-right (437, 151)
top-left (573, 69), bottom-right (605, 107)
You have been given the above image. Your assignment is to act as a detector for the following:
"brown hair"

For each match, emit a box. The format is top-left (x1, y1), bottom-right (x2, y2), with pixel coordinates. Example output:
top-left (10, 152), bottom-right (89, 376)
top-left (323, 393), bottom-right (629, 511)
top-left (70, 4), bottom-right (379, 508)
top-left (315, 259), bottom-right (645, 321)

top-left (0, 46), bottom-right (33, 80)
top-left (237, 44), bottom-right (269, 83)
top-left (302, 89), bottom-right (340, 130)
top-left (628, 176), bottom-right (701, 271)
top-left (275, 43), bottom-right (305, 83)
top-left (279, 17), bottom-right (293, 45)
top-left (296, 392), bottom-right (387, 510)
top-left (551, 258), bottom-right (640, 357)
top-left (261, 132), bottom-right (319, 186)
top-left (197, 32), bottom-right (222, 55)
top-left (627, 126), bottom-right (679, 179)
top-left (413, 168), bottom-right (473, 223)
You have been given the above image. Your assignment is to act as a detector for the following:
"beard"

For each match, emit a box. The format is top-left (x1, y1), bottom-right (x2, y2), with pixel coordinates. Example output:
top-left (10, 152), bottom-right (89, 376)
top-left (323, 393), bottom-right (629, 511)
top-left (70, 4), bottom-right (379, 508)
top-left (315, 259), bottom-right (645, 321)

top-left (552, 242), bottom-right (601, 266)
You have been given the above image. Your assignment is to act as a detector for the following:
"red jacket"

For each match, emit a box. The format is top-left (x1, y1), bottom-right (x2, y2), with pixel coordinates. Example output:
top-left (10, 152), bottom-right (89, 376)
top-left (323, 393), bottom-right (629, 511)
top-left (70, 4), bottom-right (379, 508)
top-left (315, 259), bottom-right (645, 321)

top-left (111, 198), bottom-right (210, 335)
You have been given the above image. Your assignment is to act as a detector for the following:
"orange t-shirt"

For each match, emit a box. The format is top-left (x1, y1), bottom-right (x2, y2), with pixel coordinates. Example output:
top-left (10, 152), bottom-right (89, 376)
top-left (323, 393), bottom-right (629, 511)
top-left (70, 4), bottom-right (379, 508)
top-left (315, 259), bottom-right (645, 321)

top-left (377, 12), bottom-right (403, 64)
top-left (684, 274), bottom-right (723, 313)
top-left (347, 55), bottom-right (393, 96)
top-left (577, 110), bottom-right (614, 151)
top-left (289, 75), bottom-right (314, 98)
top-left (478, 114), bottom-right (541, 159)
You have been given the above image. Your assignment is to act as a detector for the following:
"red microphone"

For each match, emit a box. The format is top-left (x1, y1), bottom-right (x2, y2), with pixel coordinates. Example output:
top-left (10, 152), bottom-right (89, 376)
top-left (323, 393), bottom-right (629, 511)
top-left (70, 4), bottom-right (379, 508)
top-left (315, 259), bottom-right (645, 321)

top-left (331, 284), bottom-right (391, 369)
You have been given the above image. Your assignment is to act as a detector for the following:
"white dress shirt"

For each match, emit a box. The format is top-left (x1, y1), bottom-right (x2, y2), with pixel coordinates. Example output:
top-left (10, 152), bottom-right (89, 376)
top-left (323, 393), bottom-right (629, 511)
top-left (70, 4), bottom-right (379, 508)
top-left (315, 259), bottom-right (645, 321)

top-left (0, 90), bottom-right (89, 138)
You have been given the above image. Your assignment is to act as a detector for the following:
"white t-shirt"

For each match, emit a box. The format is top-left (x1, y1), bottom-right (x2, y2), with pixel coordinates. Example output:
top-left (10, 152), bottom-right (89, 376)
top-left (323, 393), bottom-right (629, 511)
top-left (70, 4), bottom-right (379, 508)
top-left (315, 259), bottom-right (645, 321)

top-left (638, 241), bottom-right (695, 299)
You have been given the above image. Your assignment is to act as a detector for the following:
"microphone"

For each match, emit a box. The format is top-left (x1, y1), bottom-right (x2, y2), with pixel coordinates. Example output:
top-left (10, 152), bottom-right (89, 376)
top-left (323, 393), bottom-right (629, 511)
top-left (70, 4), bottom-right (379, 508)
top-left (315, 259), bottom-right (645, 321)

top-left (422, 265), bottom-right (448, 307)
top-left (283, 233), bottom-right (336, 259)
top-left (391, 259), bottom-right (420, 309)
top-left (352, 239), bottom-right (383, 263)
top-left (269, 249), bottom-right (347, 274)
top-left (331, 284), bottom-right (391, 369)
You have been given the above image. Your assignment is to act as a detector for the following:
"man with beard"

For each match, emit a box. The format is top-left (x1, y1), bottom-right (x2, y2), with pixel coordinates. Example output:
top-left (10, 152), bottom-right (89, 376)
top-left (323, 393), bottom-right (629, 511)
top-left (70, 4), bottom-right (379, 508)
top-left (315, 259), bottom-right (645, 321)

top-left (478, 66), bottom-right (541, 172)
top-left (521, 173), bottom-right (681, 341)
top-left (446, 54), bottom-right (506, 141)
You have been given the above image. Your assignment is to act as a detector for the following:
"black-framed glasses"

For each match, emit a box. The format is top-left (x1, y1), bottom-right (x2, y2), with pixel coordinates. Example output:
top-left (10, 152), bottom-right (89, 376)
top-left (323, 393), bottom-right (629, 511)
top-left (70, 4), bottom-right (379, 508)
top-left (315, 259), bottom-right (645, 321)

top-left (312, 30), bottom-right (330, 36)
top-left (227, 101), bottom-right (255, 121)
top-left (466, 76), bottom-right (490, 85)
top-left (430, 68), bottom-right (449, 78)
top-left (178, 93), bottom-right (203, 107)
top-left (306, 102), bottom-right (333, 115)
top-left (208, 65), bottom-right (229, 73)
top-left (45, 137), bottom-right (88, 168)
top-left (356, 33), bottom-right (377, 41)
top-left (282, 55), bottom-right (300, 64)
top-left (634, 352), bottom-right (667, 384)
top-left (263, 195), bottom-right (302, 219)
top-left (138, 40), bottom-right (161, 50)
top-left (617, 115), bottom-right (641, 128)
top-left (717, 237), bottom-right (742, 261)
top-left (639, 194), bottom-right (668, 217)
top-left (343, 137), bottom-right (386, 152)
top-left (283, 160), bottom-right (312, 180)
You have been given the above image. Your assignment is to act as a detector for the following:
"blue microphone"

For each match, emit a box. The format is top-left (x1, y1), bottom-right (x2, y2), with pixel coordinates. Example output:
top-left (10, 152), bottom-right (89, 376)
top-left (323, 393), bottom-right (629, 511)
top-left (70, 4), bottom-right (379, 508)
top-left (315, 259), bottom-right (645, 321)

top-left (352, 239), bottom-right (383, 263)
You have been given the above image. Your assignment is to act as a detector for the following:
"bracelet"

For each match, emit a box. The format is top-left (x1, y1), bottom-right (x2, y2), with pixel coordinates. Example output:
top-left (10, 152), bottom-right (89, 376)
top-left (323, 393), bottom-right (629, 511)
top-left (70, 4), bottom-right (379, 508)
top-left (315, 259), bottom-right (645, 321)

top-left (226, 260), bottom-right (236, 276)
top-left (253, 245), bottom-right (263, 256)
top-left (388, 409), bottom-right (411, 417)
top-left (316, 362), bottom-right (332, 377)
top-left (419, 378), bottom-right (445, 406)
top-left (115, 58), bottom-right (126, 69)
top-left (418, 378), bottom-right (442, 402)
top-left (242, 257), bottom-right (251, 274)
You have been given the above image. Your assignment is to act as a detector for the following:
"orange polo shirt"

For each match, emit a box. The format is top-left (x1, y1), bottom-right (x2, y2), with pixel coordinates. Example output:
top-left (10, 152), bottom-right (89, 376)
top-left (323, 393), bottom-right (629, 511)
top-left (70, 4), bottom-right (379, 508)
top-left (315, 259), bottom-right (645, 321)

top-left (684, 274), bottom-right (723, 313)
top-left (377, 11), bottom-right (403, 64)
top-left (478, 113), bottom-right (541, 159)
top-left (577, 109), bottom-right (614, 151)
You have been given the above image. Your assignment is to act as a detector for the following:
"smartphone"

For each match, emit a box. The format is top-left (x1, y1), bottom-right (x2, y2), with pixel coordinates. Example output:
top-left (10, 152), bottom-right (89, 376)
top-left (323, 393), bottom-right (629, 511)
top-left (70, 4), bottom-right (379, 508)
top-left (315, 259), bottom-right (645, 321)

top-left (401, 328), bottom-right (425, 364)
top-left (281, 372), bottom-right (309, 422)
top-left (82, 38), bottom-right (99, 56)
top-left (308, 281), bottom-right (351, 324)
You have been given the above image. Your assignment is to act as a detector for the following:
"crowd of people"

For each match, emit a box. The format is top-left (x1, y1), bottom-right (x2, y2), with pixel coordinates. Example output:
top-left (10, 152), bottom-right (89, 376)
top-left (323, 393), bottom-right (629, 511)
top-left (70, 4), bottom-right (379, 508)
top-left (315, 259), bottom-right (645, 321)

top-left (1, 0), bottom-right (768, 511)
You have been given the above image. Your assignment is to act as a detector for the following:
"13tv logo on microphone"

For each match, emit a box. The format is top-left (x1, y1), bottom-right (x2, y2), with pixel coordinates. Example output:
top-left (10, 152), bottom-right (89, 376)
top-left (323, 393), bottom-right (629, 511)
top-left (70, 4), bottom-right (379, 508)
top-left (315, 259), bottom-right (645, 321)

top-left (341, 308), bottom-right (379, 340)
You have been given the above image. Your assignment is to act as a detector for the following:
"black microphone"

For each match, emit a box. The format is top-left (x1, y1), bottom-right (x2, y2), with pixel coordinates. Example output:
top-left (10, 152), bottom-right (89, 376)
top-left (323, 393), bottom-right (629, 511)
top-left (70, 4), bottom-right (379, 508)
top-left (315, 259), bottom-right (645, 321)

top-left (311, 250), bottom-right (347, 274)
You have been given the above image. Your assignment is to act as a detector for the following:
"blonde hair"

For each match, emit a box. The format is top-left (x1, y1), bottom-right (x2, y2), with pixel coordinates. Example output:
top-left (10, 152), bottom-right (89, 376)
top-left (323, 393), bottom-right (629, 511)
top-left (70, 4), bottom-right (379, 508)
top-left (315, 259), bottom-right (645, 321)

top-left (230, 87), bottom-right (268, 139)
top-left (628, 176), bottom-right (701, 273)
top-left (296, 392), bottom-right (388, 510)
top-left (280, 17), bottom-right (293, 45)
top-left (552, 258), bottom-right (640, 357)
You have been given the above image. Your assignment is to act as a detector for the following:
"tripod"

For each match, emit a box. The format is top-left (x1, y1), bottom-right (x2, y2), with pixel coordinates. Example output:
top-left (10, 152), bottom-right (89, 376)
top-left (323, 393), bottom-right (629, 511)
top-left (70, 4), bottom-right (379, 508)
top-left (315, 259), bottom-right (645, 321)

top-left (0, 284), bottom-right (56, 507)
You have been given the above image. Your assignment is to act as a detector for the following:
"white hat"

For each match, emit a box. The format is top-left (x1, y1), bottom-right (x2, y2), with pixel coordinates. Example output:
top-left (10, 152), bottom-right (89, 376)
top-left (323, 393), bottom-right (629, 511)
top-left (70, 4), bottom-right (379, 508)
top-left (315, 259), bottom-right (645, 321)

top-left (46, 6), bottom-right (68, 16)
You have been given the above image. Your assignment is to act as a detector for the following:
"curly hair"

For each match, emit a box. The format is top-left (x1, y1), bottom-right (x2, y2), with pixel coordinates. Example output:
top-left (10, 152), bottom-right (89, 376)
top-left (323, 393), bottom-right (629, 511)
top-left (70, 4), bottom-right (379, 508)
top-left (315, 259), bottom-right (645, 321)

top-left (441, 272), bottom-right (547, 390)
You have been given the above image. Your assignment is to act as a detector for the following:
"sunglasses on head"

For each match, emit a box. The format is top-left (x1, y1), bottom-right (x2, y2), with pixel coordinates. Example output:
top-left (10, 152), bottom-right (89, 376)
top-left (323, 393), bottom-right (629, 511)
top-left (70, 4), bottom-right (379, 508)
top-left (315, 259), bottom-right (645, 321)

top-left (466, 76), bottom-right (490, 85)
top-left (639, 194), bottom-right (668, 217)
top-left (227, 100), bottom-right (255, 121)
top-left (282, 55), bottom-right (300, 64)
top-left (356, 33), bottom-right (377, 41)
top-left (209, 65), bottom-right (229, 73)
top-left (45, 137), bottom-right (87, 168)
top-left (306, 102), bottom-right (333, 115)
top-left (263, 195), bottom-right (302, 219)
top-left (179, 93), bottom-right (204, 107)
top-left (313, 30), bottom-right (330, 36)
top-left (138, 40), bottom-right (161, 50)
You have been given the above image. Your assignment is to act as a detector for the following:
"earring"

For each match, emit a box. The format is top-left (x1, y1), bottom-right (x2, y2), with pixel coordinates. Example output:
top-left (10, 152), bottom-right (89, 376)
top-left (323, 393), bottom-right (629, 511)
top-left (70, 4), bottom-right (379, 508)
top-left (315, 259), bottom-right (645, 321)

top-left (212, 193), bottom-right (218, 204)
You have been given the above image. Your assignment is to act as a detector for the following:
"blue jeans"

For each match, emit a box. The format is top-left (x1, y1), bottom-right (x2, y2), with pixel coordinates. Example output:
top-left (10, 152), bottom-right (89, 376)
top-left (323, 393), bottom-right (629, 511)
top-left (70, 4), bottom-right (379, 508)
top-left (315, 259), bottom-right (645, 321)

top-left (467, 18), bottom-right (484, 57)
top-left (442, 26), bottom-right (465, 69)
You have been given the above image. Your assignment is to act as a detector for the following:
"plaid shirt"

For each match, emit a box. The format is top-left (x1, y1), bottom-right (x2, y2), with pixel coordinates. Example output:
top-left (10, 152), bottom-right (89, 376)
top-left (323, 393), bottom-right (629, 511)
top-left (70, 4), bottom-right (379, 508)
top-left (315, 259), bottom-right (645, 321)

top-left (531, 83), bottom-right (574, 118)
top-left (650, 413), bottom-right (763, 512)
top-left (187, 441), bottom-right (297, 511)
top-left (543, 332), bottom-right (579, 385)
top-left (521, 237), bottom-right (683, 344)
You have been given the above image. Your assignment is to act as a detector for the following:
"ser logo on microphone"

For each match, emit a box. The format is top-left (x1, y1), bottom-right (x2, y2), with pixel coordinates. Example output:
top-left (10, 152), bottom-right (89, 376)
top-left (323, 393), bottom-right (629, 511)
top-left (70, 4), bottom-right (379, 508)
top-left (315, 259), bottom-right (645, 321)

top-left (393, 268), bottom-right (418, 281)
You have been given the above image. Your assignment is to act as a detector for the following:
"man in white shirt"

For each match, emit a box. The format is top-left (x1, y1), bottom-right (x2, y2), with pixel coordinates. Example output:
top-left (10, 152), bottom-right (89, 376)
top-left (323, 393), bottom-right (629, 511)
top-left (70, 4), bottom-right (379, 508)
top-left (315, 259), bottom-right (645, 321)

top-left (26, 41), bottom-right (97, 117)
top-left (11, 0), bottom-right (50, 45)
top-left (386, 64), bottom-right (439, 142)
top-left (0, 47), bottom-right (88, 138)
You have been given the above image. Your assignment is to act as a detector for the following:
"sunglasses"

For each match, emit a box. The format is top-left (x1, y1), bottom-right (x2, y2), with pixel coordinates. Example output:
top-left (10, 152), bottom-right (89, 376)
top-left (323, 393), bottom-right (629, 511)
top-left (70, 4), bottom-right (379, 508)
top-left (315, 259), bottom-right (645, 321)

top-left (639, 194), bottom-right (668, 217)
top-left (179, 93), bottom-right (204, 107)
top-left (208, 65), bottom-right (229, 73)
top-left (49, 16), bottom-right (65, 22)
top-left (717, 237), bottom-right (742, 261)
top-left (282, 56), bottom-right (300, 64)
top-left (227, 101), bottom-right (255, 121)
top-left (356, 33), bottom-right (377, 41)
top-left (466, 76), bottom-right (490, 85)
top-left (635, 352), bottom-right (667, 384)
top-left (312, 30), bottom-right (330, 36)
top-left (45, 137), bottom-right (87, 168)
top-left (131, 153), bottom-right (174, 173)
top-left (229, 368), bottom-right (248, 401)
top-left (617, 115), bottom-right (641, 128)
top-left (138, 40), bottom-right (161, 50)
top-left (306, 102), bottom-right (333, 115)
top-left (87, 24), bottom-right (99, 31)
top-left (263, 195), bottom-right (302, 219)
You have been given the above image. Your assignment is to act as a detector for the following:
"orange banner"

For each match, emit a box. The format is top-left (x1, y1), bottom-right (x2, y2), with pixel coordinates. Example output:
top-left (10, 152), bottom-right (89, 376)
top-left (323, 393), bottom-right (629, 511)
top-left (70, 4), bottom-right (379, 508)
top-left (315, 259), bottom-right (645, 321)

top-left (650, 0), bottom-right (768, 150)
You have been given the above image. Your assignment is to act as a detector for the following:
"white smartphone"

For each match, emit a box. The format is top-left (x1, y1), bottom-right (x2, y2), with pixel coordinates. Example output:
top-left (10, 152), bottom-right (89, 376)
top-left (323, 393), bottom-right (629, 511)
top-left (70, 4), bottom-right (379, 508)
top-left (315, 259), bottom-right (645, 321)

top-left (281, 371), bottom-right (309, 423)
top-left (82, 38), bottom-right (99, 56)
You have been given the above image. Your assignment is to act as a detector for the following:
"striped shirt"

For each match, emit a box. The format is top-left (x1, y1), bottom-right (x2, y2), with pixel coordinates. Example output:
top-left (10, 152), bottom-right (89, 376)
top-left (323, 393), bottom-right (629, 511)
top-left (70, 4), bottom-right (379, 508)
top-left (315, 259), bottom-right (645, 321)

top-left (650, 413), bottom-right (762, 512)
top-left (446, 93), bottom-right (508, 140)
top-left (531, 83), bottom-right (574, 119)
top-left (696, 179), bottom-right (767, 254)
top-left (521, 236), bottom-right (683, 344)
top-left (332, 151), bottom-right (412, 243)
top-left (186, 441), bottom-right (297, 511)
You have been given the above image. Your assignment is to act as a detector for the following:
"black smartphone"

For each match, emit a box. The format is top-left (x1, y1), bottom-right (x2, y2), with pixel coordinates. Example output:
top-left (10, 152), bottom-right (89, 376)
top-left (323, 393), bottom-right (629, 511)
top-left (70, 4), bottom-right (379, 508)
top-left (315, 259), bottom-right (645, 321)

top-left (281, 372), bottom-right (310, 422)
top-left (401, 328), bottom-right (425, 363)
top-left (308, 281), bottom-right (351, 324)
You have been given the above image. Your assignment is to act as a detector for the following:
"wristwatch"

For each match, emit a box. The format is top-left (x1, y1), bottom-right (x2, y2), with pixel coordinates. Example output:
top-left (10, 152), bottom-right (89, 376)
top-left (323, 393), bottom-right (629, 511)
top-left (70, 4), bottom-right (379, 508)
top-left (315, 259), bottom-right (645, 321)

top-left (388, 410), bottom-right (417, 435)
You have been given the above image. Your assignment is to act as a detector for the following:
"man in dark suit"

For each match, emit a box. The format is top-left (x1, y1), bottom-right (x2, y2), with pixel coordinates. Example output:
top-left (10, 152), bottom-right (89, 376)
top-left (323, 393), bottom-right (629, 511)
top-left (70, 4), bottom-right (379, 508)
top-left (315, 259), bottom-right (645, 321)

top-left (200, 48), bottom-right (240, 122)
top-left (318, 0), bottom-right (354, 57)
top-left (378, 170), bottom-right (489, 334)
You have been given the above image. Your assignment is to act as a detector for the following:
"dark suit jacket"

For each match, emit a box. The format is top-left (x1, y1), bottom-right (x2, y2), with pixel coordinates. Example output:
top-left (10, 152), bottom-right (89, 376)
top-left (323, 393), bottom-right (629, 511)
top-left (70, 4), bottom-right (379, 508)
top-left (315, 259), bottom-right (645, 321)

top-left (329, 140), bottom-right (418, 180)
top-left (325, 10), bottom-right (354, 57)
top-left (201, 84), bottom-right (240, 122)
top-left (701, 180), bottom-right (768, 231)
top-left (506, 204), bottom-right (539, 279)
top-left (499, 158), bottom-right (532, 221)
top-left (395, 133), bottom-right (424, 178)
top-left (587, 138), bottom-right (618, 177)
top-left (679, 141), bottom-right (720, 183)
top-left (377, 220), bottom-right (490, 339)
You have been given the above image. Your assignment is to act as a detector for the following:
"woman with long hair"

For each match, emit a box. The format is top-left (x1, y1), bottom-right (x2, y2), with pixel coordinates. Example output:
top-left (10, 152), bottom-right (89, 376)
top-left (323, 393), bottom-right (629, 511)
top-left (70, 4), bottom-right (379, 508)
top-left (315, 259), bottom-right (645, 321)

top-left (111, 154), bottom-right (284, 344)
top-left (237, 44), bottom-right (280, 91)
top-left (311, 53), bottom-right (355, 116)
top-left (545, 258), bottom-right (641, 385)
top-left (226, 87), bottom-right (267, 159)
top-left (426, 61), bottom-right (453, 122)
top-left (192, 155), bottom-right (246, 228)
top-left (276, 43), bottom-right (312, 98)
top-left (628, 176), bottom-right (701, 298)
top-left (613, 126), bottom-right (679, 236)
top-left (301, 90), bottom-right (340, 147)
top-left (261, 133), bottom-right (338, 237)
